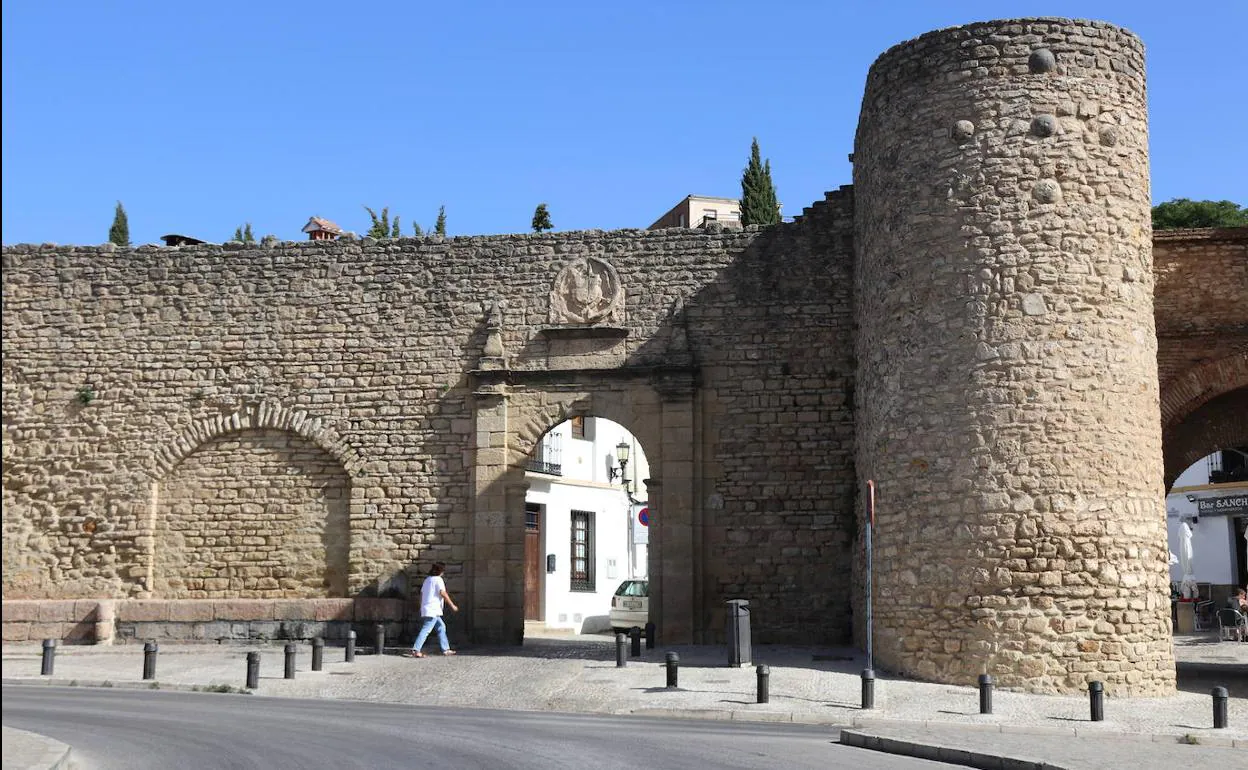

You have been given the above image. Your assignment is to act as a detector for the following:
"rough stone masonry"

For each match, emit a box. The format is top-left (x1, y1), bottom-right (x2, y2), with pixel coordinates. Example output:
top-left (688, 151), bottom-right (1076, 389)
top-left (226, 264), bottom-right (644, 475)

top-left (4, 17), bottom-right (1246, 695)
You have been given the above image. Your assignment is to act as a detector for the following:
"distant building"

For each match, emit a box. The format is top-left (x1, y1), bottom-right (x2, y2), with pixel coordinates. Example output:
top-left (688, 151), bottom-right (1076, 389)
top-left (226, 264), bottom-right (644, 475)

top-left (160, 234), bottom-right (209, 246)
top-left (1167, 447), bottom-right (1248, 607)
top-left (302, 217), bottom-right (343, 241)
top-left (648, 195), bottom-right (743, 230)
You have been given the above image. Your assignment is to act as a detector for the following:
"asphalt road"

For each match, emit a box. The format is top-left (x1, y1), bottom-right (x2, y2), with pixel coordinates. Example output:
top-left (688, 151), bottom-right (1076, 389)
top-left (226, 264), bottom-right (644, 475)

top-left (2, 685), bottom-right (956, 769)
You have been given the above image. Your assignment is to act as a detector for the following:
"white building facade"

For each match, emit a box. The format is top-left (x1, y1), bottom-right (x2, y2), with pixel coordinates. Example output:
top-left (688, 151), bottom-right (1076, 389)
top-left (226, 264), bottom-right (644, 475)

top-left (1166, 448), bottom-right (1248, 605)
top-left (524, 417), bottom-right (650, 633)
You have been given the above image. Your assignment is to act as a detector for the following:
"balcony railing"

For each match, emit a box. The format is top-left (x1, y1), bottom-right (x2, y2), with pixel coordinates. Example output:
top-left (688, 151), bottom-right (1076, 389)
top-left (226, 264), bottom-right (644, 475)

top-left (526, 458), bottom-right (562, 476)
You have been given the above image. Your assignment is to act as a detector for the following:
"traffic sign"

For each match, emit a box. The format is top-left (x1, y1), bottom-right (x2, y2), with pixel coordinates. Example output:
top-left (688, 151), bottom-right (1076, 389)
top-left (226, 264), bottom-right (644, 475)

top-left (638, 507), bottom-right (649, 527)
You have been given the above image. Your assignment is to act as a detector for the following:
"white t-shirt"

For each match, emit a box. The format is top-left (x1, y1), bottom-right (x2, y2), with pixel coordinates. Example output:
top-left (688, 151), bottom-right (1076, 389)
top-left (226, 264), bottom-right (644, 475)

top-left (420, 575), bottom-right (447, 617)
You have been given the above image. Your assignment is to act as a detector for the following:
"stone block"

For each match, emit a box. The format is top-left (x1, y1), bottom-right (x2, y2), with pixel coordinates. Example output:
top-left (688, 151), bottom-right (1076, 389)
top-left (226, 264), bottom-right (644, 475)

top-left (273, 600), bottom-right (320, 621)
top-left (2, 621), bottom-right (32, 641)
top-left (168, 601), bottom-right (216, 622)
top-left (36, 601), bottom-right (77, 622)
top-left (312, 599), bottom-right (354, 621)
top-left (117, 601), bottom-right (170, 622)
top-left (353, 598), bottom-right (405, 621)
top-left (2, 601), bottom-right (40, 622)
top-left (213, 600), bottom-right (275, 621)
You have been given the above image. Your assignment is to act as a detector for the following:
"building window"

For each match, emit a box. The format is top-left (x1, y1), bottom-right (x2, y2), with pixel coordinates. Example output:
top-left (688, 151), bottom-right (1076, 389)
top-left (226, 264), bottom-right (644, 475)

top-left (526, 432), bottom-right (563, 475)
top-left (570, 415), bottom-right (585, 440)
top-left (525, 503), bottom-right (541, 532)
top-left (570, 510), bottom-right (595, 591)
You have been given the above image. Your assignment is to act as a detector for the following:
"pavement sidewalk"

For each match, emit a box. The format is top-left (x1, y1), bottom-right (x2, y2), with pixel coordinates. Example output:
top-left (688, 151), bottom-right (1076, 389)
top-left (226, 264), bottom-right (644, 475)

top-left (3, 630), bottom-right (1246, 770)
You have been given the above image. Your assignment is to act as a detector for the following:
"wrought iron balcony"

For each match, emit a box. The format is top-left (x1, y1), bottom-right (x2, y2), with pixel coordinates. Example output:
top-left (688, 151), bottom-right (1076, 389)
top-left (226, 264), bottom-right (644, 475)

top-left (526, 458), bottom-right (562, 476)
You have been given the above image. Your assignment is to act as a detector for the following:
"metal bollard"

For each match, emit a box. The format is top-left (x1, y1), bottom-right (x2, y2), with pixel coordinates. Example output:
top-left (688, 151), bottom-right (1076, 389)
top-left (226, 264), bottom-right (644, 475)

top-left (246, 651), bottom-right (260, 689)
top-left (629, 626), bottom-right (641, 658)
top-left (978, 674), bottom-right (993, 715)
top-left (861, 668), bottom-right (875, 710)
top-left (615, 633), bottom-right (627, 668)
top-left (311, 637), bottom-right (324, 671)
top-left (284, 643), bottom-right (297, 679)
top-left (1089, 680), bottom-right (1104, 722)
top-left (756, 664), bottom-right (770, 704)
top-left (644, 622), bottom-right (656, 650)
top-left (374, 623), bottom-right (385, 656)
top-left (345, 630), bottom-right (356, 663)
top-left (40, 639), bottom-right (56, 676)
top-left (143, 641), bottom-right (158, 681)
top-left (1213, 686), bottom-right (1229, 729)
top-left (665, 651), bottom-right (679, 688)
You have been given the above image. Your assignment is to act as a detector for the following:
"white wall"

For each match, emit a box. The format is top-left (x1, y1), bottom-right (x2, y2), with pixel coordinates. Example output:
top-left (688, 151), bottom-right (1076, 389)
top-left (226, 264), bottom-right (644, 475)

top-left (526, 417), bottom-right (650, 632)
top-left (1166, 455), bottom-right (1240, 586)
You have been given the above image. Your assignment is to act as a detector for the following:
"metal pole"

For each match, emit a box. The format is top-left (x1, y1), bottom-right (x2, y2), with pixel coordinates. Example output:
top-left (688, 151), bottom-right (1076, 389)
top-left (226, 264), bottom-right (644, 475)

top-left (1213, 686), bottom-right (1229, 729)
top-left (40, 639), bottom-right (56, 676)
top-left (629, 626), bottom-right (641, 657)
top-left (862, 479), bottom-right (875, 709)
top-left (374, 623), bottom-right (385, 656)
top-left (644, 621), bottom-right (656, 650)
top-left (246, 651), bottom-right (260, 689)
top-left (311, 637), bottom-right (324, 671)
top-left (756, 664), bottom-right (770, 704)
top-left (861, 668), bottom-right (875, 709)
top-left (143, 642), bottom-right (158, 681)
top-left (978, 674), bottom-right (993, 714)
top-left (1089, 681), bottom-right (1104, 722)
top-left (345, 630), bottom-right (356, 663)
top-left (665, 652), bottom-right (679, 688)
top-left (284, 643), bottom-right (297, 679)
top-left (615, 633), bottom-right (627, 667)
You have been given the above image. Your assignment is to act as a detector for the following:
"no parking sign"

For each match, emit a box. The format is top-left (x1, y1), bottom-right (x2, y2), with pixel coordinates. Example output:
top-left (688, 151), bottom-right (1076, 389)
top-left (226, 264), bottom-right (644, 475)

top-left (638, 507), bottom-right (650, 527)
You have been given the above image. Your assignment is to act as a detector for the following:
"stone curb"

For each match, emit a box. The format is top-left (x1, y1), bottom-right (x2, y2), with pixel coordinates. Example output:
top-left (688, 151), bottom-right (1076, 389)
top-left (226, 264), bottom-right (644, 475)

top-left (2, 677), bottom-right (253, 695)
top-left (2, 726), bottom-right (74, 770)
top-left (840, 729), bottom-right (1064, 770)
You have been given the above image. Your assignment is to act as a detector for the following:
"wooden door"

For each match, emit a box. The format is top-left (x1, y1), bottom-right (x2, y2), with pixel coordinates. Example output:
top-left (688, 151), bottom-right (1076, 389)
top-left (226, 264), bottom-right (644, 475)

top-left (524, 504), bottom-right (542, 620)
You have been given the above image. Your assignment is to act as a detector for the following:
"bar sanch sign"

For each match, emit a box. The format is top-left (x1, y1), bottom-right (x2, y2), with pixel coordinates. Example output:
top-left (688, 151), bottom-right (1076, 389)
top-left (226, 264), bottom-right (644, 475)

top-left (1197, 495), bottom-right (1248, 516)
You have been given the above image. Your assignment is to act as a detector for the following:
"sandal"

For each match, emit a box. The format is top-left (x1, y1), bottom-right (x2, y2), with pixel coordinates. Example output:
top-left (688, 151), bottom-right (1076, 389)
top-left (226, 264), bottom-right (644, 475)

top-left (404, 650), bottom-right (424, 658)
top-left (442, 650), bottom-right (456, 656)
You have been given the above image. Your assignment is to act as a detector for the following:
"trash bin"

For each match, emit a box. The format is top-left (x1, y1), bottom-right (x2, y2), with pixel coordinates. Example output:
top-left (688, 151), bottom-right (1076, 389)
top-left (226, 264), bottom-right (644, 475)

top-left (726, 599), bottom-right (751, 667)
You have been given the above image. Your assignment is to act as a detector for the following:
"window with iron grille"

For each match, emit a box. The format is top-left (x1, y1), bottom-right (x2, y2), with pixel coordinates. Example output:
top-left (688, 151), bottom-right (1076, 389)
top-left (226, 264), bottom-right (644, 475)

top-left (570, 510), bottom-right (595, 591)
top-left (525, 503), bottom-right (541, 532)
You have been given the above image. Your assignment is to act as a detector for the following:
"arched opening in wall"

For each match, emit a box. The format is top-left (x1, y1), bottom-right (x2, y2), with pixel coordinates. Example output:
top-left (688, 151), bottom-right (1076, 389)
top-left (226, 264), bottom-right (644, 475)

top-left (152, 428), bottom-right (351, 598)
top-left (521, 415), bottom-right (651, 637)
top-left (1163, 386), bottom-right (1248, 613)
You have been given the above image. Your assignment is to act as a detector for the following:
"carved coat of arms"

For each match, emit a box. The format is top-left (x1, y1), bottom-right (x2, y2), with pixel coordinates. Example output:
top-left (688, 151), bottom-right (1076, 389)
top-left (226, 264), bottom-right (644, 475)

top-left (548, 257), bottom-right (623, 324)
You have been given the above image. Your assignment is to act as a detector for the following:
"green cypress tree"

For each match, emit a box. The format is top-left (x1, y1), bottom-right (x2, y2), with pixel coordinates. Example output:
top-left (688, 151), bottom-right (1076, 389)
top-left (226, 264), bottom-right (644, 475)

top-left (413, 221), bottom-right (424, 237)
top-left (364, 206), bottom-right (392, 239)
top-left (740, 137), bottom-right (780, 226)
top-left (434, 205), bottom-right (447, 236)
top-left (243, 223), bottom-right (255, 243)
top-left (233, 226), bottom-right (244, 242)
top-left (391, 216), bottom-right (401, 238)
top-left (109, 201), bottom-right (130, 247)
top-left (531, 203), bottom-right (553, 233)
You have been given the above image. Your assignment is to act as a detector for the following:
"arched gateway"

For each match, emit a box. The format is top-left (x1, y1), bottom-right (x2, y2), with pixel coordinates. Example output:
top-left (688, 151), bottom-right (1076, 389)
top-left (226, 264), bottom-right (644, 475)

top-left (4, 19), bottom-right (1247, 696)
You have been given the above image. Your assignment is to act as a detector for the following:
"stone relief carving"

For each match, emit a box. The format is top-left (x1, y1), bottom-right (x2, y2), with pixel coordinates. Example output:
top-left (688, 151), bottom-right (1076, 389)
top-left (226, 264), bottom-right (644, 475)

top-left (548, 256), bottom-right (623, 325)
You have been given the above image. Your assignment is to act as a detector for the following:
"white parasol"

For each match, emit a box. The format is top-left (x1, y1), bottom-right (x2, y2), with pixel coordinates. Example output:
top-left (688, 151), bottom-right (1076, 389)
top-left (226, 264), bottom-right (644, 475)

top-left (1178, 521), bottom-right (1198, 599)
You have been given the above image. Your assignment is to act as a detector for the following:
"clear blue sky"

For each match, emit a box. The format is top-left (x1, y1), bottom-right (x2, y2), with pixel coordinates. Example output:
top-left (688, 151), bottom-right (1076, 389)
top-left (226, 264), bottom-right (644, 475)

top-left (3, 1), bottom-right (1245, 245)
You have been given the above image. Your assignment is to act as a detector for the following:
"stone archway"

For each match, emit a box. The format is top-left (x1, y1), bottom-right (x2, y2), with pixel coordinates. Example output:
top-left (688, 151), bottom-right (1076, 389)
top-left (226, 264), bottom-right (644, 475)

top-left (1163, 386), bottom-right (1248, 489)
top-left (466, 366), bottom-right (702, 646)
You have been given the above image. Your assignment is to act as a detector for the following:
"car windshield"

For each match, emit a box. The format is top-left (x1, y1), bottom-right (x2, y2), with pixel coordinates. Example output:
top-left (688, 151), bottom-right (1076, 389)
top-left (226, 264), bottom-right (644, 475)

top-left (615, 580), bottom-right (648, 598)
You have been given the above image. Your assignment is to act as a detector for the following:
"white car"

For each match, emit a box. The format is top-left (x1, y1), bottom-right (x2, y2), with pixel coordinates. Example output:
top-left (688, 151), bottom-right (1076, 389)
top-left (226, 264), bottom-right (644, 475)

top-left (609, 579), bottom-right (649, 633)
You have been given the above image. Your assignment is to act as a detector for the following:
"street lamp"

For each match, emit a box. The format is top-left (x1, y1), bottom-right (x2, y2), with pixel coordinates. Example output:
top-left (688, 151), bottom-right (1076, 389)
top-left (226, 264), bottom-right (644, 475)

top-left (609, 440), bottom-right (630, 483)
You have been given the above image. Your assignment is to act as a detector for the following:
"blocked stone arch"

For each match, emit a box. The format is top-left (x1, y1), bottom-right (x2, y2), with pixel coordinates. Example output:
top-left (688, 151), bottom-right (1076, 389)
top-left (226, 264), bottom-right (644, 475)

top-left (467, 370), bottom-right (698, 646)
top-left (1159, 354), bottom-right (1248, 429)
top-left (146, 402), bottom-right (360, 599)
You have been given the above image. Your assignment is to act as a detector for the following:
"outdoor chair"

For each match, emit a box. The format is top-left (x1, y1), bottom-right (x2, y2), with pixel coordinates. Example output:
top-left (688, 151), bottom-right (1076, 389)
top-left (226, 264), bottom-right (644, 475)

top-left (1215, 608), bottom-right (1247, 642)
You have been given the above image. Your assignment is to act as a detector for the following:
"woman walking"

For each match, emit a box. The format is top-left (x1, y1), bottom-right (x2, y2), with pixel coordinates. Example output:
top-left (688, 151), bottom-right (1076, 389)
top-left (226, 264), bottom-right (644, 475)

top-left (406, 562), bottom-right (458, 658)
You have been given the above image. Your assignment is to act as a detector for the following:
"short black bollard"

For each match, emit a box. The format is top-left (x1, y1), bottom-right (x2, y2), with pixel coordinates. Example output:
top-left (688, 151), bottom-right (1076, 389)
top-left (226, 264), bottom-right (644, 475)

top-left (284, 643), bottom-right (297, 679)
top-left (629, 626), bottom-right (642, 658)
top-left (374, 623), bottom-right (385, 656)
top-left (311, 637), bottom-right (324, 671)
top-left (143, 641), bottom-right (158, 681)
top-left (665, 651), bottom-right (679, 688)
top-left (1089, 680), bottom-right (1104, 722)
top-left (861, 668), bottom-right (875, 710)
top-left (246, 651), bottom-right (260, 689)
top-left (1213, 686), bottom-right (1229, 729)
top-left (978, 673), bottom-right (993, 715)
top-left (615, 633), bottom-right (627, 668)
top-left (345, 630), bottom-right (356, 663)
top-left (40, 639), bottom-right (56, 676)
top-left (756, 664), bottom-right (770, 704)
top-left (644, 622), bottom-right (656, 650)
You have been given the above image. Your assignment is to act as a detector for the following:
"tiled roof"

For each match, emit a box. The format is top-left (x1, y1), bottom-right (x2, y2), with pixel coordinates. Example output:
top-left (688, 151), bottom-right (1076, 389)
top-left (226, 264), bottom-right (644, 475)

top-left (303, 216), bottom-right (343, 234)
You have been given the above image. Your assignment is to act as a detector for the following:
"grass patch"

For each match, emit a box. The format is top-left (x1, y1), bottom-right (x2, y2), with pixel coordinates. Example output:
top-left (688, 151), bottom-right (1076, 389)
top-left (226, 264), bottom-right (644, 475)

top-left (100, 681), bottom-right (114, 688)
top-left (1178, 734), bottom-right (1200, 745)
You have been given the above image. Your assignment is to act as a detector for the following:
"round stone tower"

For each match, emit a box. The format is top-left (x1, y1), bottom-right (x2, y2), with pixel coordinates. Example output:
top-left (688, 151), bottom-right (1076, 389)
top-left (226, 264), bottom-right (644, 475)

top-left (852, 18), bottom-right (1174, 695)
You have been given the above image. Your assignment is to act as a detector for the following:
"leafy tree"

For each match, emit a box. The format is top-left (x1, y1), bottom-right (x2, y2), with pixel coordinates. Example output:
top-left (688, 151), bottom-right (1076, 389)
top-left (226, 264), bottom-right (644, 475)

top-left (391, 216), bottom-right (401, 238)
top-left (413, 221), bottom-right (424, 237)
top-left (531, 203), bottom-right (553, 233)
top-left (109, 201), bottom-right (130, 247)
top-left (1152, 198), bottom-right (1248, 230)
top-left (243, 223), bottom-right (254, 243)
top-left (434, 205), bottom-right (447, 236)
top-left (233, 226), bottom-right (243, 242)
top-left (364, 206), bottom-right (393, 239)
top-left (739, 137), bottom-right (780, 227)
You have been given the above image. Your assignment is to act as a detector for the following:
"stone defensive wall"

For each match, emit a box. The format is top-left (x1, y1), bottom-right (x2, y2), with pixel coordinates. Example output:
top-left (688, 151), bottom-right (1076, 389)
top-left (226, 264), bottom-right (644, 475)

top-left (5, 17), bottom-right (1245, 696)
top-left (852, 18), bottom-right (1173, 695)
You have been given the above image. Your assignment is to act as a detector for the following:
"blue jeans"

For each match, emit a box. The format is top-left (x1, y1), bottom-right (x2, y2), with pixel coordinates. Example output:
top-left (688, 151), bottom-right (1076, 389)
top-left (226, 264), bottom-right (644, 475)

top-left (411, 616), bottom-right (449, 653)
